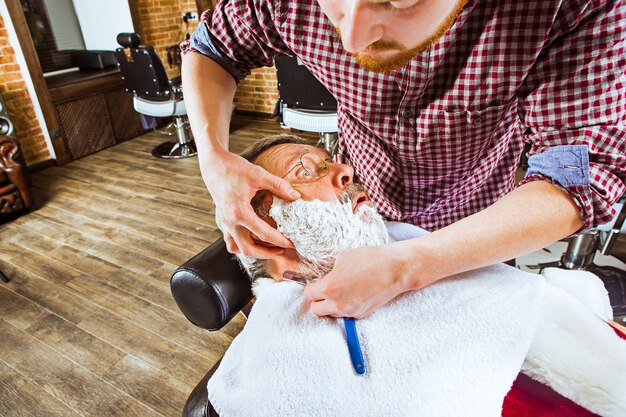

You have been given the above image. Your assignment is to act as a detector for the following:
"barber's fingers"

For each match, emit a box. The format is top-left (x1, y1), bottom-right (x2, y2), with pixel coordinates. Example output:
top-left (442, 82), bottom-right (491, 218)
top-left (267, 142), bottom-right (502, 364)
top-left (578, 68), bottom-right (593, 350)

top-left (229, 226), bottom-right (286, 259)
top-left (239, 210), bottom-right (294, 251)
top-left (221, 198), bottom-right (292, 253)
top-left (304, 280), bottom-right (350, 317)
top-left (256, 169), bottom-right (301, 202)
top-left (302, 279), bottom-right (325, 303)
top-left (223, 234), bottom-right (240, 254)
top-left (309, 299), bottom-right (344, 318)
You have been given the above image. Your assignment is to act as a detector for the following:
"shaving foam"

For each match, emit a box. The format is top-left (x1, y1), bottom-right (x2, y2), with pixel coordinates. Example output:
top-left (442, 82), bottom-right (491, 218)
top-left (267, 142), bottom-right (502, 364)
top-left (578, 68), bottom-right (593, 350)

top-left (270, 197), bottom-right (388, 278)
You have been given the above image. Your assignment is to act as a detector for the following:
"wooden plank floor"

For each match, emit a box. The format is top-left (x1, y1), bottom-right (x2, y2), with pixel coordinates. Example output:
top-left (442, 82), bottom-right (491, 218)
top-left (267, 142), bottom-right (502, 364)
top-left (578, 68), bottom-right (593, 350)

top-left (0, 116), bottom-right (312, 417)
top-left (2, 115), bottom-right (626, 416)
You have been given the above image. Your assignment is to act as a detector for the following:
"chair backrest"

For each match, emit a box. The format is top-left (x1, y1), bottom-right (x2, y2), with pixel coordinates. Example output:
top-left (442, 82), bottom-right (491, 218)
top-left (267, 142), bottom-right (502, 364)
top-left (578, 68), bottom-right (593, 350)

top-left (115, 32), bottom-right (172, 101)
top-left (275, 55), bottom-right (337, 111)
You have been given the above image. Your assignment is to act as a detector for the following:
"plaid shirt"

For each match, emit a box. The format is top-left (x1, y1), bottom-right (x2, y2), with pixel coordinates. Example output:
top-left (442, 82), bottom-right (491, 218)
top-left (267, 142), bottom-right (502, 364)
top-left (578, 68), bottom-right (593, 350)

top-left (183, 0), bottom-right (626, 231)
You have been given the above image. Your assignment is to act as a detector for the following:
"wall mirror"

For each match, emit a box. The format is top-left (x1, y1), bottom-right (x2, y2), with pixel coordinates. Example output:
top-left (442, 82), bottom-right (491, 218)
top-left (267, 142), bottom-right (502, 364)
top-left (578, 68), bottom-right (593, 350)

top-left (21, 0), bottom-right (137, 75)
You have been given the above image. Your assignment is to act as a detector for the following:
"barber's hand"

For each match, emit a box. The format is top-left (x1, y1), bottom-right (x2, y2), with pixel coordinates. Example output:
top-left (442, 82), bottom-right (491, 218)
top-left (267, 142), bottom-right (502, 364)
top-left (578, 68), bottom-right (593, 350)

top-left (303, 243), bottom-right (426, 319)
top-left (201, 149), bottom-right (300, 258)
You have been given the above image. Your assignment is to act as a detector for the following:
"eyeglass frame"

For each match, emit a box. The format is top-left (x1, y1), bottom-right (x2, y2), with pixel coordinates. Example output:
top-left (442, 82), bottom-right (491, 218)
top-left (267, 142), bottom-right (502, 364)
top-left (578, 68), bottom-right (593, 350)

top-left (282, 152), bottom-right (333, 187)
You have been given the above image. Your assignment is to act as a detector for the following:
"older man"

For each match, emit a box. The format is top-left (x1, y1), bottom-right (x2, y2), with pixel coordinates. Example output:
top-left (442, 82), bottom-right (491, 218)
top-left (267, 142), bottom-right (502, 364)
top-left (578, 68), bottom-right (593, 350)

top-left (182, 0), bottom-right (626, 319)
top-left (204, 134), bottom-right (626, 417)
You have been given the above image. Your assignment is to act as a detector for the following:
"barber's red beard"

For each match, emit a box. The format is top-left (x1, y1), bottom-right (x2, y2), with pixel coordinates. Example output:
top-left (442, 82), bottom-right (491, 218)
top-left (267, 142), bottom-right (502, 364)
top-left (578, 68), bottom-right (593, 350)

top-left (334, 0), bottom-right (468, 73)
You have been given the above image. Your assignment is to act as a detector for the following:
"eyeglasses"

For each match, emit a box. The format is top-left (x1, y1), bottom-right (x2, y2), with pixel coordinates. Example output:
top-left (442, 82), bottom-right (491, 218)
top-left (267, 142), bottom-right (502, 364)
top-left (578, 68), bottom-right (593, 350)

top-left (282, 153), bottom-right (331, 186)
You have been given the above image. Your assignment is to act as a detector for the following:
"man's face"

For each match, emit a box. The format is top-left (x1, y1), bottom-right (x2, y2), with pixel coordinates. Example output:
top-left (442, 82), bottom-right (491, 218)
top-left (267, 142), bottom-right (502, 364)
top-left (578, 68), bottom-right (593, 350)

top-left (317, 0), bottom-right (468, 72)
top-left (255, 143), bottom-right (372, 212)
top-left (252, 143), bottom-right (388, 279)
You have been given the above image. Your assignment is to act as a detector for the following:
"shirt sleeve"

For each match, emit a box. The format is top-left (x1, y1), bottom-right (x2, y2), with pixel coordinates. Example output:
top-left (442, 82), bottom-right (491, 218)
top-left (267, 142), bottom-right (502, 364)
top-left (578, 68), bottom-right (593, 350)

top-left (179, 1), bottom-right (294, 82)
top-left (516, 0), bottom-right (626, 230)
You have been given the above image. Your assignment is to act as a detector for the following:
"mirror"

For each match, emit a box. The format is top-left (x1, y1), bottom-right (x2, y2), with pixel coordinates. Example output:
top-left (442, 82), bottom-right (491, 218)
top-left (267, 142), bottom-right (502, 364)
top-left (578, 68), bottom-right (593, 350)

top-left (21, 0), bottom-right (135, 74)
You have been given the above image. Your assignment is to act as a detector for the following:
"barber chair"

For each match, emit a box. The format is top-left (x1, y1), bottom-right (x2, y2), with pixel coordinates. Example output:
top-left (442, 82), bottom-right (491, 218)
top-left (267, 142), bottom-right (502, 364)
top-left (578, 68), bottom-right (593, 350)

top-left (115, 33), bottom-right (197, 159)
top-left (0, 135), bottom-right (33, 218)
top-left (274, 55), bottom-right (339, 155)
top-left (171, 237), bottom-right (622, 417)
top-left (171, 238), bottom-right (251, 417)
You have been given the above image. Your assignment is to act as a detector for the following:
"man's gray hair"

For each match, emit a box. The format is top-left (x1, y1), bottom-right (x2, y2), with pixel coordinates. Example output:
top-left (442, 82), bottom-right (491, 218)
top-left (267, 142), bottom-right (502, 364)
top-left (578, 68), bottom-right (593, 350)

top-left (234, 133), bottom-right (311, 282)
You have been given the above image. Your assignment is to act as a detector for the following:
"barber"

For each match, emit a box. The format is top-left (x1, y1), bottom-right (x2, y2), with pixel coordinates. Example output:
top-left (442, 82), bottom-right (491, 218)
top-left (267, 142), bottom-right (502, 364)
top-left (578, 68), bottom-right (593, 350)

top-left (181, 0), bottom-right (626, 319)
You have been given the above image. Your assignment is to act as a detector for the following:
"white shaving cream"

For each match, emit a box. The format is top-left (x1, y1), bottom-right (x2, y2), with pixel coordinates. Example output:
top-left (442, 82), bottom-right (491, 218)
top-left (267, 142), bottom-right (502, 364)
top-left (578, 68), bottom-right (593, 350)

top-left (270, 197), bottom-right (388, 278)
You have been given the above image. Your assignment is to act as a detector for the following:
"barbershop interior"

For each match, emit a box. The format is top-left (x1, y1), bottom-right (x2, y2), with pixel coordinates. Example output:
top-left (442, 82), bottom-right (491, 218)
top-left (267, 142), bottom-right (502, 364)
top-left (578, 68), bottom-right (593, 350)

top-left (1, 0), bottom-right (626, 416)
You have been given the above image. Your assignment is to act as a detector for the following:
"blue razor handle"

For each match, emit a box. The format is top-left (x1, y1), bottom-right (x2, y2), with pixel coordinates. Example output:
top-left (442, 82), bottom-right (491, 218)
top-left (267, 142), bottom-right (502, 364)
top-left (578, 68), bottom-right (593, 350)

top-left (282, 272), bottom-right (366, 375)
top-left (343, 318), bottom-right (366, 375)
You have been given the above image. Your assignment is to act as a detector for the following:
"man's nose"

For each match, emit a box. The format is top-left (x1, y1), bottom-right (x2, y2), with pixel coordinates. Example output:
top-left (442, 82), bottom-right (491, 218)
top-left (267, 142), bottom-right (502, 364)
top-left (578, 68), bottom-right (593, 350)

top-left (330, 162), bottom-right (355, 189)
top-left (338, 1), bottom-right (384, 53)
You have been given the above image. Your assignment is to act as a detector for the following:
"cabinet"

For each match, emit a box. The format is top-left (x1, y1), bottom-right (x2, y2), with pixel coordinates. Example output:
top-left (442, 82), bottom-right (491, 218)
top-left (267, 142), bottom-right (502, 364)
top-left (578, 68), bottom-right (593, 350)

top-left (47, 68), bottom-right (144, 160)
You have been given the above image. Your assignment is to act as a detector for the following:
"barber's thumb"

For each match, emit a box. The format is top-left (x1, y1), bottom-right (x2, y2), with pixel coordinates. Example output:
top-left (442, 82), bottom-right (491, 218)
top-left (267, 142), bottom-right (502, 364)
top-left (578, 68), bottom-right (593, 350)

top-left (302, 280), bottom-right (321, 302)
top-left (267, 173), bottom-right (300, 200)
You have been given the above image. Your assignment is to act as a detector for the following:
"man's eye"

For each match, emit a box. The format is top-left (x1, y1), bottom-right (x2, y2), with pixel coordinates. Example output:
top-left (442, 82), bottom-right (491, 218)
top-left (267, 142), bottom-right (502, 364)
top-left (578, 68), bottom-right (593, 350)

top-left (297, 169), bottom-right (311, 178)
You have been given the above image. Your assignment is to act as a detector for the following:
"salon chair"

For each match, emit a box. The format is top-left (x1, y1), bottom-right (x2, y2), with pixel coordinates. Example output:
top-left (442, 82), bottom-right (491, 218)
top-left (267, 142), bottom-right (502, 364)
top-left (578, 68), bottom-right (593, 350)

top-left (274, 55), bottom-right (339, 155)
top-left (115, 33), bottom-right (197, 159)
top-left (171, 237), bottom-right (619, 417)
top-left (0, 135), bottom-right (33, 217)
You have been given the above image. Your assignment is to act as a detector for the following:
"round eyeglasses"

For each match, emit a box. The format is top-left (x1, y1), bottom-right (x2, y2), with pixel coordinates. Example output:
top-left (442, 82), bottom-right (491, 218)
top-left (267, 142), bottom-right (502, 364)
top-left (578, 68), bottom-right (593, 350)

top-left (282, 153), bottom-right (331, 186)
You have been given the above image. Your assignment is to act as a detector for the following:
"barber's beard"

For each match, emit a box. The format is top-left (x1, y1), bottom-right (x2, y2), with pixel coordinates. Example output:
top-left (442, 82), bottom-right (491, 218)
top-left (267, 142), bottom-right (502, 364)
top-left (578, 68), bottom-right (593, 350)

top-left (337, 0), bottom-right (467, 73)
top-left (269, 185), bottom-right (388, 279)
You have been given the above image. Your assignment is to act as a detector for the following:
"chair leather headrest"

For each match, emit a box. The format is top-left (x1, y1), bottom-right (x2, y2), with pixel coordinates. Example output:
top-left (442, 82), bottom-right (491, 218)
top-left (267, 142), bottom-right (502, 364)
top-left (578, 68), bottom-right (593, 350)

top-left (117, 33), bottom-right (142, 48)
top-left (170, 238), bottom-right (254, 330)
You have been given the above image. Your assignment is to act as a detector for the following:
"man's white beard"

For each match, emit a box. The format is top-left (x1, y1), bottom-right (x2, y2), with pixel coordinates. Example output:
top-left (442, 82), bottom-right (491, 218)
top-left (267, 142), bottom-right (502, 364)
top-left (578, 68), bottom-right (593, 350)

top-left (270, 197), bottom-right (388, 279)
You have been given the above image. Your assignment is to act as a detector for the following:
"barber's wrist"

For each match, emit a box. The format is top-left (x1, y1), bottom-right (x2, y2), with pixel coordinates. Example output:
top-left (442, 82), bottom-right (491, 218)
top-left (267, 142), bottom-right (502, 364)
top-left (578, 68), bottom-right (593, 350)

top-left (392, 237), bottom-right (444, 292)
top-left (199, 138), bottom-right (228, 164)
top-left (198, 144), bottom-right (230, 180)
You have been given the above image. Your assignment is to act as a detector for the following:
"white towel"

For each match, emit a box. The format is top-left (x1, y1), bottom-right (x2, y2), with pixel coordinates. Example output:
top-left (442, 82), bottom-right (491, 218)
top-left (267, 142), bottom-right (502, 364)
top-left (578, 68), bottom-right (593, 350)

top-left (522, 268), bottom-right (626, 417)
top-left (208, 224), bottom-right (545, 417)
top-left (388, 223), bottom-right (626, 415)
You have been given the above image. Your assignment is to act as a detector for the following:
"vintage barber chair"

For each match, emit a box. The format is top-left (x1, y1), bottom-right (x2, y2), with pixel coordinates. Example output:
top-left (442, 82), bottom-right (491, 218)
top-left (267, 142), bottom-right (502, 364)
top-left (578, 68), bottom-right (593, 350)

top-left (171, 238), bottom-right (251, 417)
top-left (0, 135), bottom-right (33, 218)
top-left (274, 55), bottom-right (339, 155)
top-left (115, 33), bottom-right (197, 159)
top-left (171, 236), bottom-right (621, 417)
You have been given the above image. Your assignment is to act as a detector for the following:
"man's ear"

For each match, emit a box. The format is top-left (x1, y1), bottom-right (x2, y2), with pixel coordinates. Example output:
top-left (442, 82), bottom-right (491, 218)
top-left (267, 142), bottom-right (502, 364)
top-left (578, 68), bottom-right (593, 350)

top-left (250, 191), bottom-right (279, 248)
top-left (251, 190), bottom-right (276, 226)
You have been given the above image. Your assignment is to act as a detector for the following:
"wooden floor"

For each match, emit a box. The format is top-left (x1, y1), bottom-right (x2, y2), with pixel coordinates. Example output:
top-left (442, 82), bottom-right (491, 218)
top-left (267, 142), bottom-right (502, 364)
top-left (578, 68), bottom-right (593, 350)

top-left (1, 115), bottom-right (625, 416)
top-left (0, 116), bottom-right (306, 417)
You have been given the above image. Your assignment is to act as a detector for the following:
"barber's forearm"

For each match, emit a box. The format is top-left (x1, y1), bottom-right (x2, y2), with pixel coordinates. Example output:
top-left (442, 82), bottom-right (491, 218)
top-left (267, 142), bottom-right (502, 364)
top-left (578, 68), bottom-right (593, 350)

top-left (398, 180), bottom-right (584, 289)
top-left (181, 52), bottom-right (237, 161)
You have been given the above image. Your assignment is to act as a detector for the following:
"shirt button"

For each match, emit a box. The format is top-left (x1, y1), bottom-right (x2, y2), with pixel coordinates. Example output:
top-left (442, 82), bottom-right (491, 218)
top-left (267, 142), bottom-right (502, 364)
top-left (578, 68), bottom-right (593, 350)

top-left (406, 161), bottom-right (417, 168)
top-left (472, 115), bottom-right (482, 126)
top-left (409, 188), bottom-right (419, 197)
top-left (402, 110), bottom-right (413, 119)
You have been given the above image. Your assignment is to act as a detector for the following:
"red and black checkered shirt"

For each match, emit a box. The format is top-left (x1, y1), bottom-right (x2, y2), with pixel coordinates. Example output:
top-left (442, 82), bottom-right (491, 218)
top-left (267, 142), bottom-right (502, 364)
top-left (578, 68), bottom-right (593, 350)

top-left (183, 0), bottom-right (626, 231)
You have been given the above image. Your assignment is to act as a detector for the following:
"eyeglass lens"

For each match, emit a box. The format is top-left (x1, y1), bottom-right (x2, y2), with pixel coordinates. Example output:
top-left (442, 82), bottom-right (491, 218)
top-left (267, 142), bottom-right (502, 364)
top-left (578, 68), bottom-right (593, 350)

top-left (290, 153), bottom-right (329, 185)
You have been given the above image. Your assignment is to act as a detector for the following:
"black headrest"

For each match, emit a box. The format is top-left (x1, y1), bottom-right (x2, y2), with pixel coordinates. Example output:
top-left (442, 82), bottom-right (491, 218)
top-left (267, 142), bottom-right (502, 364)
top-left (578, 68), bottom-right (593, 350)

top-left (117, 32), bottom-right (142, 48)
top-left (170, 238), bottom-right (254, 330)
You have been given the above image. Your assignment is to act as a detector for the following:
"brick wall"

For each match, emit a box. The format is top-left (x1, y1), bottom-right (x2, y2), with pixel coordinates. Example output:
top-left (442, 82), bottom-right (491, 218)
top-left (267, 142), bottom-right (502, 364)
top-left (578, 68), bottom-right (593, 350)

top-left (234, 67), bottom-right (279, 115)
top-left (0, 14), bottom-right (49, 167)
top-left (139, 0), bottom-right (279, 115)
top-left (0, 0), bottom-right (279, 169)
top-left (137, 0), bottom-right (203, 80)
